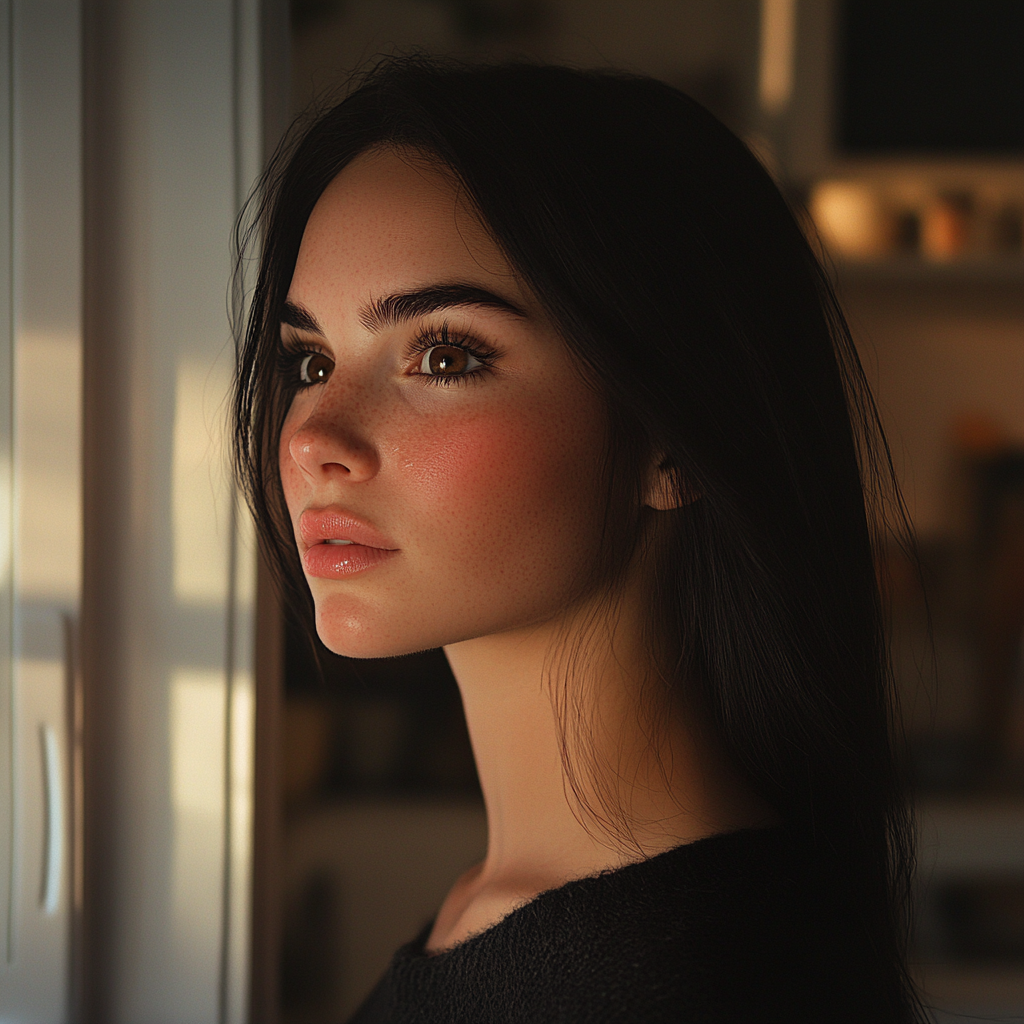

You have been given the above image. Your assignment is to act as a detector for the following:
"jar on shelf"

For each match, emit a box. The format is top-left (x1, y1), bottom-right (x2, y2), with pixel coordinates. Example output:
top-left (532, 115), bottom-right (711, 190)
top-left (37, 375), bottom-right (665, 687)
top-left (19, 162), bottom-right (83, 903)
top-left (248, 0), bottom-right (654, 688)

top-left (809, 180), bottom-right (896, 261)
top-left (920, 193), bottom-right (975, 262)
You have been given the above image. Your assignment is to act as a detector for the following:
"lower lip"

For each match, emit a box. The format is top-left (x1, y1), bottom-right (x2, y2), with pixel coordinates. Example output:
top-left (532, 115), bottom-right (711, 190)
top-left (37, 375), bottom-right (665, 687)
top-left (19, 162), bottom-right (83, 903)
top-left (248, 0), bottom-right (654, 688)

top-left (303, 543), bottom-right (398, 579)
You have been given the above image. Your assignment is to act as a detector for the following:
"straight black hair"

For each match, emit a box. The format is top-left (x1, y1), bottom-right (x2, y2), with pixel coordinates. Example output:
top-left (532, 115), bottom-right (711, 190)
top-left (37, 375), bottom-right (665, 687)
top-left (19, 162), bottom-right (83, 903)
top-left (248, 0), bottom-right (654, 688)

top-left (234, 57), bottom-right (922, 1020)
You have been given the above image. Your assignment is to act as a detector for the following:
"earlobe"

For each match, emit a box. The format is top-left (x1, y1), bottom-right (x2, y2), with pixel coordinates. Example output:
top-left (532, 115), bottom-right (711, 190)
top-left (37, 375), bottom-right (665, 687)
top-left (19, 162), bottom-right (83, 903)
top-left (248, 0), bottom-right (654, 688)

top-left (643, 456), bottom-right (693, 511)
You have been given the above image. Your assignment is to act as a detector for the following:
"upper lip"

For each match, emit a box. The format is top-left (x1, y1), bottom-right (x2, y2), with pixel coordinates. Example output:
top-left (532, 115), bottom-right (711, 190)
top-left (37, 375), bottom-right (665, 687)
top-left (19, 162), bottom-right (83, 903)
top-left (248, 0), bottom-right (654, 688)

top-left (298, 508), bottom-right (399, 551)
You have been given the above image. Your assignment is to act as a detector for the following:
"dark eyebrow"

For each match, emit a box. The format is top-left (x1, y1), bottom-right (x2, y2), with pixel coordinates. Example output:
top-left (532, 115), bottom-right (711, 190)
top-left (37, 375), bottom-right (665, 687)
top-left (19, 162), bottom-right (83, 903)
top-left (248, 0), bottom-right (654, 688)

top-left (358, 284), bottom-right (527, 333)
top-left (281, 300), bottom-right (326, 336)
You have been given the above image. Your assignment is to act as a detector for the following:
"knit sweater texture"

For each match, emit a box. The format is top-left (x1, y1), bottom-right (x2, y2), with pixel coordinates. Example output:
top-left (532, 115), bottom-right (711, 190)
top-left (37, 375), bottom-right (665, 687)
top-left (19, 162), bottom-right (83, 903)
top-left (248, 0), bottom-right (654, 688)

top-left (347, 827), bottom-right (899, 1023)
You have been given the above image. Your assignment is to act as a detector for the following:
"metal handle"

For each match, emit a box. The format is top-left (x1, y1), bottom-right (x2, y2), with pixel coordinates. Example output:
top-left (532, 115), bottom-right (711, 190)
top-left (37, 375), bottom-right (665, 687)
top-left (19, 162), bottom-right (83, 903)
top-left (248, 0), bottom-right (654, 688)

top-left (39, 722), bottom-right (62, 914)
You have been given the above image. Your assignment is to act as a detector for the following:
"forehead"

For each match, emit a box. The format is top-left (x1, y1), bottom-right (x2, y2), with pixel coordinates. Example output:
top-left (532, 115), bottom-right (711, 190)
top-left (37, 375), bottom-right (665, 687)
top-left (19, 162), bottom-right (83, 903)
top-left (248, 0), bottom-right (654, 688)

top-left (289, 147), bottom-right (520, 316)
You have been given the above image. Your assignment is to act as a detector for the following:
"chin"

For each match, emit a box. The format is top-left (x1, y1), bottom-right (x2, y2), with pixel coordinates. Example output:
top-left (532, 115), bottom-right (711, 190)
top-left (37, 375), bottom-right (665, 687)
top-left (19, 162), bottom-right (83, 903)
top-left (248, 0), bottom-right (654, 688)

top-left (311, 590), bottom-right (529, 660)
top-left (313, 601), bottom-right (441, 660)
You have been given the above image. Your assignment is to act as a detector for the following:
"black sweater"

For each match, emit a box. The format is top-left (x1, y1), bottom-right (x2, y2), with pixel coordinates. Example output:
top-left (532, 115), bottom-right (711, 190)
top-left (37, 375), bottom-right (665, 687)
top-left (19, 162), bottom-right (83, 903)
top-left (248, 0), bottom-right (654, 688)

top-left (348, 827), bottom-right (901, 1023)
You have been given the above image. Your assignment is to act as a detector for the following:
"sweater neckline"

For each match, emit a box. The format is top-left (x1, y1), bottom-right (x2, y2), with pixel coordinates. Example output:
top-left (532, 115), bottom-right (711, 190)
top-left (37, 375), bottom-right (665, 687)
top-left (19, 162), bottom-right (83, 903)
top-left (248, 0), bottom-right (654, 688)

top-left (406, 825), bottom-right (787, 961)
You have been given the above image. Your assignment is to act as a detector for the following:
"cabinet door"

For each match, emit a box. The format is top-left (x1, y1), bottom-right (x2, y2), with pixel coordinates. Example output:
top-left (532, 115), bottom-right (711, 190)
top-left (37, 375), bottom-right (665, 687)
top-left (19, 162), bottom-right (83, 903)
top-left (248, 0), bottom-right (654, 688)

top-left (0, 2), bottom-right (273, 1020)
top-left (0, 2), bottom-right (81, 1020)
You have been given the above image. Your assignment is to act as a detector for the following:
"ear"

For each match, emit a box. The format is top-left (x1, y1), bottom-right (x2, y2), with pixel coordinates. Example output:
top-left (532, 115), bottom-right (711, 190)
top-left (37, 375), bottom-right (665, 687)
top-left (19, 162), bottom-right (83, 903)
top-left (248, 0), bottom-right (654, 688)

top-left (643, 454), bottom-right (692, 511)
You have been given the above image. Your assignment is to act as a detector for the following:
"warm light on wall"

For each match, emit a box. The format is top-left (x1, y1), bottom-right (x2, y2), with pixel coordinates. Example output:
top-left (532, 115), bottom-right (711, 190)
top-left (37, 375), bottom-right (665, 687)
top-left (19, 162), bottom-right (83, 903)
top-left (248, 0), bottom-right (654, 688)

top-left (759, 0), bottom-right (795, 115)
top-left (171, 670), bottom-right (225, 816)
top-left (0, 451), bottom-right (10, 592)
top-left (172, 358), bottom-right (232, 604)
top-left (16, 332), bottom-right (80, 601)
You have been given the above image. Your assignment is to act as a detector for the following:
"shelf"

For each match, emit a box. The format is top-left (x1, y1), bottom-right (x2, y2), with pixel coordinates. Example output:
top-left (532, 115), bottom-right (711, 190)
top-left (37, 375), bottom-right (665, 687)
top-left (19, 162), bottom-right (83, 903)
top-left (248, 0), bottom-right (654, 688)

top-left (916, 797), bottom-right (1024, 881)
top-left (834, 255), bottom-right (1024, 284)
top-left (913, 964), bottom-right (1024, 1021)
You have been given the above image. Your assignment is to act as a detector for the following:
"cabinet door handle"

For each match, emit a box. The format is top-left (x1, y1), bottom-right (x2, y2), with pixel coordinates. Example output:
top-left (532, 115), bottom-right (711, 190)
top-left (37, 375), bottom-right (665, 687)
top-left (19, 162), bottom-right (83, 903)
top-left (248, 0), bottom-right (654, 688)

top-left (39, 722), bottom-right (62, 914)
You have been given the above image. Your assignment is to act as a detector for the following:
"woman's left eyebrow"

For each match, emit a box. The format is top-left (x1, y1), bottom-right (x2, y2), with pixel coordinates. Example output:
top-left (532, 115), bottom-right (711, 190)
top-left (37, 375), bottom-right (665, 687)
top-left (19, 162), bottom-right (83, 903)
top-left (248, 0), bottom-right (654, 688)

top-left (358, 284), bottom-right (527, 333)
top-left (281, 301), bottom-right (326, 335)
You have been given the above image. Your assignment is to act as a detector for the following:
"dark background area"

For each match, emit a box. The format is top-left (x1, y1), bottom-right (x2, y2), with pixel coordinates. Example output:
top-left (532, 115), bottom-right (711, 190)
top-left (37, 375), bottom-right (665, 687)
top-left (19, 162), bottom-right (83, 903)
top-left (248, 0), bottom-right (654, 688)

top-left (838, 0), bottom-right (1024, 154)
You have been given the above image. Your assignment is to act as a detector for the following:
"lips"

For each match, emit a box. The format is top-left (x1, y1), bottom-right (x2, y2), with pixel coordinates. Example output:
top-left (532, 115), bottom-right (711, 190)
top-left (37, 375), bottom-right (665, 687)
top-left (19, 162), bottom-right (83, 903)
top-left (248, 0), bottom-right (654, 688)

top-left (299, 508), bottom-right (398, 579)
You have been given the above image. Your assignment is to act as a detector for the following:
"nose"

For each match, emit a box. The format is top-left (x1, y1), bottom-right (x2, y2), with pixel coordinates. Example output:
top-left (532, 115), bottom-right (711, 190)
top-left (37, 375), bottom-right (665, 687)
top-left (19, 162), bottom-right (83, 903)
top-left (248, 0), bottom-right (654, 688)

top-left (285, 396), bottom-right (380, 484)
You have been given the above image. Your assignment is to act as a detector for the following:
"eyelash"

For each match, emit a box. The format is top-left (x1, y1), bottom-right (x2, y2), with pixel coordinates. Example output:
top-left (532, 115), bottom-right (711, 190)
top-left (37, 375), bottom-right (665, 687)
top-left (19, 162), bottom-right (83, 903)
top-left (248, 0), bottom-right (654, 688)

top-left (277, 343), bottom-right (322, 390)
top-left (406, 322), bottom-right (498, 387)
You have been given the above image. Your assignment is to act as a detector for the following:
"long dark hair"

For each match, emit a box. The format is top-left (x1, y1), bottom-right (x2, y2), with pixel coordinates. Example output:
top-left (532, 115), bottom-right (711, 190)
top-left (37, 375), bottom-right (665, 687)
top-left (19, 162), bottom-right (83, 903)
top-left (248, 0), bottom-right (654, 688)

top-left (235, 57), bottom-right (921, 1019)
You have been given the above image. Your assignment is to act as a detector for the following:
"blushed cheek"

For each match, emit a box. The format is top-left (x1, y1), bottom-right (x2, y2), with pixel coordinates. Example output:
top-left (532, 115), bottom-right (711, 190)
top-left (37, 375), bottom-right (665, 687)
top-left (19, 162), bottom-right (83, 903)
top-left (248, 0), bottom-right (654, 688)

top-left (397, 401), bottom-right (604, 569)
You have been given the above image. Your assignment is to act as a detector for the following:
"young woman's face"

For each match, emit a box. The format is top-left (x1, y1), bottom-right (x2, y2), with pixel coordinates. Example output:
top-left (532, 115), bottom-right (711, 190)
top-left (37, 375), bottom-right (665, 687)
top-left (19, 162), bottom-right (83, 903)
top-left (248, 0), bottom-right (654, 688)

top-left (279, 147), bottom-right (610, 658)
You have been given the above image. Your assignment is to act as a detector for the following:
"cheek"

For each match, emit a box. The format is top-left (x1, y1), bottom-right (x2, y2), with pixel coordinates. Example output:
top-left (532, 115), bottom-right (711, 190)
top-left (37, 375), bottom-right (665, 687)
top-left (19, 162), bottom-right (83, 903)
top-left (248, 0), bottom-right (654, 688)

top-left (396, 396), bottom-right (605, 563)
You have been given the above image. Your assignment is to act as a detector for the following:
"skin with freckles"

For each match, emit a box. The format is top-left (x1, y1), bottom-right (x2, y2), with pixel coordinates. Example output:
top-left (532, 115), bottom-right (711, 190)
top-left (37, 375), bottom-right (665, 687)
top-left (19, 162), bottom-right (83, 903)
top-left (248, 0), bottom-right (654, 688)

top-left (280, 146), bottom-right (775, 953)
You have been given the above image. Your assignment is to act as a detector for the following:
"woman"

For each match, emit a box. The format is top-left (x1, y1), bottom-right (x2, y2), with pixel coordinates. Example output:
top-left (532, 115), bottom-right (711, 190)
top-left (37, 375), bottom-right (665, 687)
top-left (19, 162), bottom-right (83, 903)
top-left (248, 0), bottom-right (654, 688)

top-left (235, 58), bottom-right (923, 1022)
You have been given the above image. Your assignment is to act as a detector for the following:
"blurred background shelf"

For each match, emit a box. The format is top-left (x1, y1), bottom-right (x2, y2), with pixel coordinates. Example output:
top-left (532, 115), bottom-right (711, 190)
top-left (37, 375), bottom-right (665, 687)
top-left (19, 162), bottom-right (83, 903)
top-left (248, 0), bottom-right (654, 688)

top-left (913, 799), bottom-right (1024, 1022)
top-left (917, 798), bottom-right (1024, 879)
top-left (915, 965), bottom-right (1024, 1024)
top-left (282, 798), bottom-right (488, 1023)
top-left (835, 256), bottom-right (1024, 284)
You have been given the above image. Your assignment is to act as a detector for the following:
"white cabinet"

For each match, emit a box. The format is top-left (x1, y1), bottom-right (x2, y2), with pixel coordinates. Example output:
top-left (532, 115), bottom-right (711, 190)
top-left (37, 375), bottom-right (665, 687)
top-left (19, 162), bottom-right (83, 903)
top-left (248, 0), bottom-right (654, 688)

top-left (0, 2), bottom-right (278, 1020)
top-left (0, 3), bottom-right (81, 1020)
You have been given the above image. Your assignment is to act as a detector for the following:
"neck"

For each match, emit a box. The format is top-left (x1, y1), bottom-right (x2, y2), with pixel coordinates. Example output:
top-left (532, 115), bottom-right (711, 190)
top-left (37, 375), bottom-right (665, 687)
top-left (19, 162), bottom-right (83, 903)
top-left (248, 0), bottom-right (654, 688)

top-left (443, 587), bottom-right (774, 896)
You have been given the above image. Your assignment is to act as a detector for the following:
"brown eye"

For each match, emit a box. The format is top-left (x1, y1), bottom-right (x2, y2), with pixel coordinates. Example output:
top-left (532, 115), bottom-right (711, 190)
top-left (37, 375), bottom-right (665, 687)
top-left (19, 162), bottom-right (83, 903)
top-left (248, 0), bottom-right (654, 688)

top-left (420, 345), bottom-right (481, 376)
top-left (300, 352), bottom-right (333, 385)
